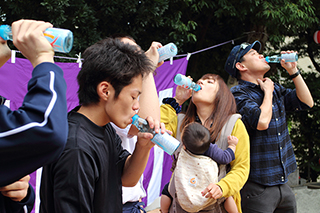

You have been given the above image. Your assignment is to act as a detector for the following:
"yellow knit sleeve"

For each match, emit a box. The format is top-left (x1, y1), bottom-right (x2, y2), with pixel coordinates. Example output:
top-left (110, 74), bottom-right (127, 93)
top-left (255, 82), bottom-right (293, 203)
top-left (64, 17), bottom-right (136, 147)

top-left (216, 119), bottom-right (250, 213)
top-left (160, 104), bottom-right (178, 138)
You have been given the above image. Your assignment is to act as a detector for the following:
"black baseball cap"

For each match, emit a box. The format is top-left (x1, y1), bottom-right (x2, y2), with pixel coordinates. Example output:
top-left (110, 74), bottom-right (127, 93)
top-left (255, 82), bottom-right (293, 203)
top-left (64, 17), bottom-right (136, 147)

top-left (224, 41), bottom-right (261, 78)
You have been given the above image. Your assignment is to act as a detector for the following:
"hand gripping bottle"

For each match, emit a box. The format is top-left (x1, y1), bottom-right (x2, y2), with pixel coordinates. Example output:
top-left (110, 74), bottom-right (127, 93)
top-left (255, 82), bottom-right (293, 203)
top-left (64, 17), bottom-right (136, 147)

top-left (131, 114), bottom-right (180, 155)
top-left (173, 74), bottom-right (201, 91)
top-left (0, 25), bottom-right (73, 53)
top-left (265, 52), bottom-right (298, 63)
top-left (158, 43), bottom-right (178, 62)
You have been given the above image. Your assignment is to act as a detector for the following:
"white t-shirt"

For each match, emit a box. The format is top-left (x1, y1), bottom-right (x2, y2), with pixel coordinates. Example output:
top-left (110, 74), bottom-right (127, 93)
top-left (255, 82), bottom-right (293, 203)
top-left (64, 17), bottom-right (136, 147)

top-left (111, 123), bottom-right (146, 204)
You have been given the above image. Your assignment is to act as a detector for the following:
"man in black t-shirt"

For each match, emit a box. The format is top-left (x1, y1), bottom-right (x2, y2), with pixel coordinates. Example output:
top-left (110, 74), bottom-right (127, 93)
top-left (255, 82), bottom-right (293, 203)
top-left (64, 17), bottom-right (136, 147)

top-left (40, 37), bottom-right (165, 212)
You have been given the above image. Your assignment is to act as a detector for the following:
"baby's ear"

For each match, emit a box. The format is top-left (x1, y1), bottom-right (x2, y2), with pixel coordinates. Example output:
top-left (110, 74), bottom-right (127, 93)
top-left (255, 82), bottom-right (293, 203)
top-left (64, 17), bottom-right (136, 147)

top-left (183, 145), bottom-right (186, 150)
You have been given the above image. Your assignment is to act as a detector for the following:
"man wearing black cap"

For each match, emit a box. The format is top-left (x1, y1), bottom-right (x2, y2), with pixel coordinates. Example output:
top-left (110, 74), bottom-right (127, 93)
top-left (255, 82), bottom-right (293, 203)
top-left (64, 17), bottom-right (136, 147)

top-left (225, 41), bottom-right (313, 213)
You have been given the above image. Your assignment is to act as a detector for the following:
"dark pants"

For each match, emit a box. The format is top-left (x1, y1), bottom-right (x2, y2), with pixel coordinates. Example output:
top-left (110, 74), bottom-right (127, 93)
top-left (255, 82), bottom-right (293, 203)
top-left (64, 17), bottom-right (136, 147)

top-left (241, 181), bottom-right (297, 213)
top-left (123, 201), bottom-right (146, 213)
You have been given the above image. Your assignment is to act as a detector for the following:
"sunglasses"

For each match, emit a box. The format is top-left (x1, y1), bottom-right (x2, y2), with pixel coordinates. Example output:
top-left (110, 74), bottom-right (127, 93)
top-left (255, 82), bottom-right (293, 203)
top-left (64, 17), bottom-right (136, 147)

top-left (232, 42), bottom-right (250, 69)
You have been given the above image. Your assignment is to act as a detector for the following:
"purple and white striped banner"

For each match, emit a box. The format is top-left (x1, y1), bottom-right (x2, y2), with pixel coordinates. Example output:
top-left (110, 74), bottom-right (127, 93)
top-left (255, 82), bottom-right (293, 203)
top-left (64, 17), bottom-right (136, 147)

top-left (0, 56), bottom-right (188, 212)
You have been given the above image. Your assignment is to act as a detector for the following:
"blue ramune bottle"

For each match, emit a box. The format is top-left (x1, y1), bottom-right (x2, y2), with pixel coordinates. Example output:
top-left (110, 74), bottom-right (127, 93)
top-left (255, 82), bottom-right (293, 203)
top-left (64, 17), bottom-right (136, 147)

top-left (0, 25), bottom-right (73, 53)
top-left (158, 43), bottom-right (178, 62)
top-left (173, 74), bottom-right (201, 91)
top-left (265, 52), bottom-right (298, 63)
top-left (131, 114), bottom-right (180, 155)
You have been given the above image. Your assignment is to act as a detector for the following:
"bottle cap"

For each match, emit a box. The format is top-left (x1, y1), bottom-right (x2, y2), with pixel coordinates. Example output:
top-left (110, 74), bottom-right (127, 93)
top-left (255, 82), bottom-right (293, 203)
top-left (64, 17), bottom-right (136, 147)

top-left (173, 73), bottom-right (182, 83)
top-left (131, 114), bottom-right (139, 124)
top-left (168, 43), bottom-right (178, 55)
top-left (44, 28), bottom-right (74, 53)
top-left (0, 25), bottom-right (11, 40)
top-left (265, 56), bottom-right (270, 63)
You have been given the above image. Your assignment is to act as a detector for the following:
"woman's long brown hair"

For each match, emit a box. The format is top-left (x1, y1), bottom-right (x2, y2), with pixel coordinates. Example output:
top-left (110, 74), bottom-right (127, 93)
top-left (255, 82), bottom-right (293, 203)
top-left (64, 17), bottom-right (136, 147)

top-left (180, 74), bottom-right (237, 143)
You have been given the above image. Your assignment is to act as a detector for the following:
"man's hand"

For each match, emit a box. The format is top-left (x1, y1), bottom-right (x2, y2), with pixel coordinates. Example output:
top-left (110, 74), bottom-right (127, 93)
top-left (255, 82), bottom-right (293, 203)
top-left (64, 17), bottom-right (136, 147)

top-left (11, 19), bottom-right (54, 67)
top-left (136, 116), bottom-right (166, 150)
top-left (257, 77), bottom-right (274, 95)
top-left (145, 41), bottom-right (164, 69)
top-left (280, 50), bottom-right (298, 74)
top-left (0, 175), bottom-right (30, 202)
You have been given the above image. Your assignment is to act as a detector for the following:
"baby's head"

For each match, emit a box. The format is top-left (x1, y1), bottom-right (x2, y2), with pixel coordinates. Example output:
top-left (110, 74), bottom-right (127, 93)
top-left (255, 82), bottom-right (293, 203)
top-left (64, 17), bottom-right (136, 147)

top-left (181, 122), bottom-right (211, 155)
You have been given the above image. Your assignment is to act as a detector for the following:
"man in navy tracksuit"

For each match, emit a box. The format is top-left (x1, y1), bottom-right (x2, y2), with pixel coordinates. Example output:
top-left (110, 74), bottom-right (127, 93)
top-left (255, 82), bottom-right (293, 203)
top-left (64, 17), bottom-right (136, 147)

top-left (0, 20), bottom-right (68, 212)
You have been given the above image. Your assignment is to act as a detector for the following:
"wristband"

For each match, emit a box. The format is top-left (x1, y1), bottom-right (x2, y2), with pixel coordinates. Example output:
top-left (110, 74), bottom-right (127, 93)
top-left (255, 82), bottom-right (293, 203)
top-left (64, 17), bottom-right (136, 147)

top-left (162, 97), bottom-right (182, 114)
top-left (289, 70), bottom-right (300, 80)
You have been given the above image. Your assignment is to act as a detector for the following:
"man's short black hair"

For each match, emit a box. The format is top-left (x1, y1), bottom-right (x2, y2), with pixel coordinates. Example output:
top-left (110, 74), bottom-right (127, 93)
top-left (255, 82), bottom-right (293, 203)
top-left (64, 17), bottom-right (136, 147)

top-left (77, 37), bottom-right (153, 105)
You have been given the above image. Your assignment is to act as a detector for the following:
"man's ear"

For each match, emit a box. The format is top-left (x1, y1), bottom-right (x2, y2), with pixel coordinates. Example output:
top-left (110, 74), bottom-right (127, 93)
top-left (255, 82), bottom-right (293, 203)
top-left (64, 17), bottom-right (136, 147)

top-left (97, 81), bottom-right (110, 101)
top-left (235, 62), bottom-right (247, 72)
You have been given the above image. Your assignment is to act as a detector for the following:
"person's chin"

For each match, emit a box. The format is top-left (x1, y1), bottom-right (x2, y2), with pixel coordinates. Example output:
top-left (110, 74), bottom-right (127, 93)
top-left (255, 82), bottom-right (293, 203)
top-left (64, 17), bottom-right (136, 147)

top-left (119, 123), bottom-right (128, 129)
top-left (121, 121), bottom-right (132, 129)
top-left (264, 63), bottom-right (270, 69)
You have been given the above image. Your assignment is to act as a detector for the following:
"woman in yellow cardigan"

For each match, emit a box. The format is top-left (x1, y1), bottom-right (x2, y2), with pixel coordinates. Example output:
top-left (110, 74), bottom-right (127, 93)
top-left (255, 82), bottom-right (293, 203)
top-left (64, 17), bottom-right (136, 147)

top-left (160, 74), bottom-right (250, 213)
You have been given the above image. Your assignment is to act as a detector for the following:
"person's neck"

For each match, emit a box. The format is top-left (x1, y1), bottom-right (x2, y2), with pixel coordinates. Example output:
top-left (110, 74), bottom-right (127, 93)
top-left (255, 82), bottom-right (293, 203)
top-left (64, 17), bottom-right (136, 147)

top-left (195, 103), bottom-right (213, 124)
top-left (77, 104), bottom-right (109, 127)
top-left (241, 72), bottom-right (265, 85)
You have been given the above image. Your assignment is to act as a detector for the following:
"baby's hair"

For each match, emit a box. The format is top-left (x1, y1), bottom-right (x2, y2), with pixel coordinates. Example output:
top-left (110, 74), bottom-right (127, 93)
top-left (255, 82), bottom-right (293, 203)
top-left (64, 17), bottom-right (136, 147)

top-left (181, 122), bottom-right (211, 155)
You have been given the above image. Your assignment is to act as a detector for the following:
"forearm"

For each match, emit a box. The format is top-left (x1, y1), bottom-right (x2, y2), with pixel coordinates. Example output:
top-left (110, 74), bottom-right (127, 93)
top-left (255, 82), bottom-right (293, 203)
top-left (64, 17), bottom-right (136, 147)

top-left (122, 143), bottom-right (152, 187)
top-left (129, 72), bottom-right (160, 136)
top-left (0, 62), bottom-right (68, 186)
top-left (292, 74), bottom-right (314, 108)
top-left (257, 91), bottom-right (273, 130)
top-left (228, 144), bottom-right (236, 154)
top-left (173, 96), bottom-right (185, 106)
top-left (204, 144), bottom-right (234, 165)
top-left (138, 73), bottom-right (160, 120)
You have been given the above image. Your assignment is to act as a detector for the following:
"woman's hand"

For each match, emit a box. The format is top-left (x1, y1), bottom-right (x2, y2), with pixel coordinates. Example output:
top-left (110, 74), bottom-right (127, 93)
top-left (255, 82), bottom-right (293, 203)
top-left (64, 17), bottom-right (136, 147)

top-left (174, 85), bottom-right (192, 106)
top-left (201, 183), bottom-right (223, 199)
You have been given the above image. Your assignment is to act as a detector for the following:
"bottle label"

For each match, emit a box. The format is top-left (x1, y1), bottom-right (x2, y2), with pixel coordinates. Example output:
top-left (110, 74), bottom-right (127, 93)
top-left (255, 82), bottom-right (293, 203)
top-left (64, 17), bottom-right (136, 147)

top-left (132, 114), bottom-right (180, 155)
top-left (44, 28), bottom-right (73, 53)
top-left (152, 132), bottom-right (180, 155)
top-left (173, 74), bottom-right (201, 91)
top-left (158, 43), bottom-right (178, 62)
top-left (281, 53), bottom-right (298, 62)
top-left (174, 74), bottom-right (192, 89)
top-left (178, 78), bottom-right (192, 89)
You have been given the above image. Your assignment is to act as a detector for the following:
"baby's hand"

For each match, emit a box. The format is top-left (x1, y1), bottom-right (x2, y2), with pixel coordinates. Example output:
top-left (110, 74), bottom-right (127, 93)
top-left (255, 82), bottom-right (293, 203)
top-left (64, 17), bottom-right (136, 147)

top-left (227, 135), bottom-right (238, 153)
top-left (228, 135), bottom-right (238, 146)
